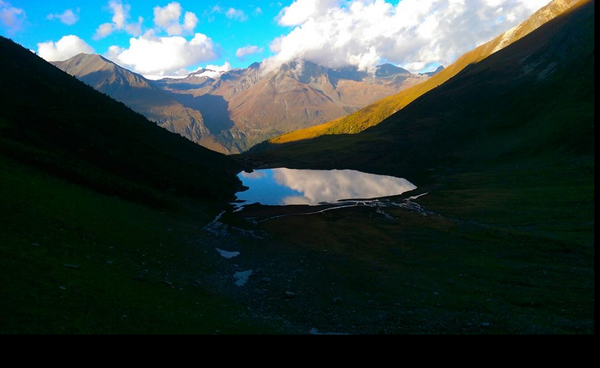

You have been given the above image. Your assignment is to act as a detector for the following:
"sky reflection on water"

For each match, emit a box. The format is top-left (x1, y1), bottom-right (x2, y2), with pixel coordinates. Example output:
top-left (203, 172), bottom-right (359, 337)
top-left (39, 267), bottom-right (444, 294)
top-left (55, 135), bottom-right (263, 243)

top-left (235, 168), bottom-right (416, 207)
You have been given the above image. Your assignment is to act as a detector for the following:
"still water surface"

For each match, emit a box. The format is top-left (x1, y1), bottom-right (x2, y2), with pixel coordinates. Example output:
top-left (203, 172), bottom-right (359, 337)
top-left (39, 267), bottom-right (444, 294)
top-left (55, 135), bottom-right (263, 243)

top-left (234, 168), bottom-right (416, 208)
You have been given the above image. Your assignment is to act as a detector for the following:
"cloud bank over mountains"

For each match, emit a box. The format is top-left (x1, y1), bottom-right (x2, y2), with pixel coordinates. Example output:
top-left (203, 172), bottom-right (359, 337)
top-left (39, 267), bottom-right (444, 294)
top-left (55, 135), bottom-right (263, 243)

top-left (30, 0), bottom-right (551, 78)
top-left (265, 0), bottom-right (551, 73)
top-left (107, 31), bottom-right (217, 78)
top-left (38, 35), bottom-right (94, 62)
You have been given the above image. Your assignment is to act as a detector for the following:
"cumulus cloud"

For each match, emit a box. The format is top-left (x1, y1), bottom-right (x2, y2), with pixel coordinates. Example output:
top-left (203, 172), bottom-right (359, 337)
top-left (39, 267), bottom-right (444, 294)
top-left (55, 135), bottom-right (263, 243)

top-left (0, 1), bottom-right (26, 32)
top-left (125, 18), bottom-right (143, 36)
top-left (106, 31), bottom-right (217, 78)
top-left (183, 12), bottom-right (198, 31)
top-left (277, 0), bottom-right (341, 26)
top-left (236, 45), bottom-right (264, 60)
top-left (95, 23), bottom-right (114, 39)
top-left (94, 0), bottom-right (143, 40)
top-left (265, 0), bottom-right (552, 73)
top-left (153, 2), bottom-right (198, 35)
top-left (204, 61), bottom-right (232, 73)
top-left (47, 9), bottom-right (79, 26)
top-left (37, 35), bottom-right (94, 62)
top-left (225, 8), bottom-right (248, 21)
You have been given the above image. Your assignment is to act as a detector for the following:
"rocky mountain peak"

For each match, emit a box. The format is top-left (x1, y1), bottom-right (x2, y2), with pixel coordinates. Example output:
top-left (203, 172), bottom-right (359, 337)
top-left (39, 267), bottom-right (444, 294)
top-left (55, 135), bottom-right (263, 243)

top-left (374, 63), bottom-right (411, 78)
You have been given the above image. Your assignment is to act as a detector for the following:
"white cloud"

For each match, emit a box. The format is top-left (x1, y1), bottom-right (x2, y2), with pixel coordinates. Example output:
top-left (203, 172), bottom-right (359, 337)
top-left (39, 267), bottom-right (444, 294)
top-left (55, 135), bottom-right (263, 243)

top-left (204, 61), bottom-right (232, 73)
top-left (95, 23), bottom-right (114, 39)
top-left (153, 2), bottom-right (198, 35)
top-left (265, 0), bottom-right (552, 73)
top-left (278, 0), bottom-right (341, 26)
top-left (154, 2), bottom-right (181, 34)
top-left (94, 0), bottom-right (143, 40)
top-left (225, 8), bottom-right (248, 21)
top-left (125, 17), bottom-right (143, 35)
top-left (236, 45), bottom-right (264, 60)
top-left (47, 9), bottom-right (79, 26)
top-left (110, 0), bottom-right (127, 28)
top-left (106, 31), bottom-right (217, 78)
top-left (183, 11), bottom-right (198, 32)
top-left (211, 5), bottom-right (251, 21)
top-left (254, 7), bottom-right (263, 16)
top-left (37, 35), bottom-right (94, 62)
top-left (0, 1), bottom-right (26, 32)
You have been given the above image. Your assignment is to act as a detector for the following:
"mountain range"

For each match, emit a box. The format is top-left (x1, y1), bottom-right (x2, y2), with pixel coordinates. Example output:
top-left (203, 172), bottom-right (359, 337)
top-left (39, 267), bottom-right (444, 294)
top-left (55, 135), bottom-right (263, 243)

top-left (53, 56), bottom-right (435, 153)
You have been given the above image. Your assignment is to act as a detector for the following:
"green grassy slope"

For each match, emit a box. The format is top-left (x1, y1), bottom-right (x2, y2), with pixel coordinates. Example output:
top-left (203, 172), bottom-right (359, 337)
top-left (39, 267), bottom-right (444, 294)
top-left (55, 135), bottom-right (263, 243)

top-left (0, 37), bottom-right (263, 333)
top-left (0, 155), bottom-right (272, 333)
top-left (0, 37), bottom-right (241, 208)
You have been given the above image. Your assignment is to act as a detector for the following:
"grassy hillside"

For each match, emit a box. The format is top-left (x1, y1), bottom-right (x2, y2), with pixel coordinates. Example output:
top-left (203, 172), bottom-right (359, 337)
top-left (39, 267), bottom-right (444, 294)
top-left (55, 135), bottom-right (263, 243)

top-left (265, 0), bottom-right (582, 145)
top-left (0, 154), bottom-right (276, 333)
top-left (0, 36), bottom-right (274, 333)
top-left (0, 37), bottom-right (241, 208)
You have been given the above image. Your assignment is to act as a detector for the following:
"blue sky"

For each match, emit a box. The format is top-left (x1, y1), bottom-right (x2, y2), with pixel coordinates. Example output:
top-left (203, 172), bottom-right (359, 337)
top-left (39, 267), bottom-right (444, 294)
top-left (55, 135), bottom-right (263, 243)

top-left (1, 0), bottom-right (551, 79)
top-left (1, 1), bottom-right (281, 73)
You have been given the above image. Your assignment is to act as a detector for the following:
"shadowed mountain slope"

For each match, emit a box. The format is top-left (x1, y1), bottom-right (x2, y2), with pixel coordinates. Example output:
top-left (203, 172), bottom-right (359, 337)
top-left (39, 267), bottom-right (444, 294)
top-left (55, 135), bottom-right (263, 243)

top-left (53, 54), bottom-right (228, 154)
top-left (266, 0), bottom-right (584, 145)
top-left (0, 37), bottom-right (241, 206)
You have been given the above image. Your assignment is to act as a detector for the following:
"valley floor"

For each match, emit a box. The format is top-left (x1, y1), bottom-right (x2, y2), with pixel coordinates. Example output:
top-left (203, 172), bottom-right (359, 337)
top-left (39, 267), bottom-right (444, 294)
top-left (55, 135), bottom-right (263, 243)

top-left (1, 153), bottom-right (594, 334)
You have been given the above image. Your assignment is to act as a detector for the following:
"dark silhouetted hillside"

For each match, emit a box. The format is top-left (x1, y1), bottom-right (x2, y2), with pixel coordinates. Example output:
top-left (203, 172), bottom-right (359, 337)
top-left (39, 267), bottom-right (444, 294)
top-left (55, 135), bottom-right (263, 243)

top-left (0, 36), bottom-right (241, 207)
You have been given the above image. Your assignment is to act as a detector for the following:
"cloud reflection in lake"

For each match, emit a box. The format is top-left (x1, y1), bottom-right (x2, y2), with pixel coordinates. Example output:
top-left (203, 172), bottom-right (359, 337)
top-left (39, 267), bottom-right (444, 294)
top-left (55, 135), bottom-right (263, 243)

top-left (235, 168), bottom-right (416, 207)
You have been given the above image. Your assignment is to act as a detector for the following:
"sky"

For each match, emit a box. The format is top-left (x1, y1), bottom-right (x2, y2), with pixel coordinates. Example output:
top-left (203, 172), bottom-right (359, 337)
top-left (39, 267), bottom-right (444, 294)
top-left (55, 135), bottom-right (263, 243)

top-left (1, 0), bottom-right (552, 79)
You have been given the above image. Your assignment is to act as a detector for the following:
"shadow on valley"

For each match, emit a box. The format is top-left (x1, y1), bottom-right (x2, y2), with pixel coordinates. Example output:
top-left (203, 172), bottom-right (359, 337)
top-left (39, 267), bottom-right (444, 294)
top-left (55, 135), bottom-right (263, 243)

top-left (171, 93), bottom-right (235, 135)
top-left (151, 80), bottom-right (211, 91)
